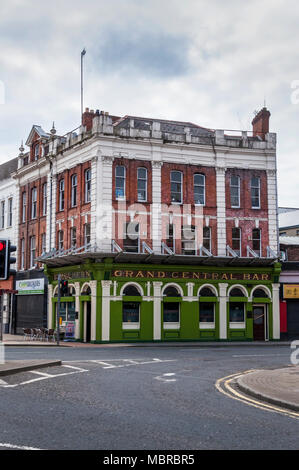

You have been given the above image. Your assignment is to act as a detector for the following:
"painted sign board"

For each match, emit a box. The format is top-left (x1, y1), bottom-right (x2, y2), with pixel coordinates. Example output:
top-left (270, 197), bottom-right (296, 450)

top-left (15, 279), bottom-right (45, 295)
top-left (283, 285), bottom-right (299, 299)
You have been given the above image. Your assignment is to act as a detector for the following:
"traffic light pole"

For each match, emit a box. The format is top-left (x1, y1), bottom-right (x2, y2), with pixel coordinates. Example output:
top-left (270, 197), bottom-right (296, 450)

top-left (57, 274), bottom-right (61, 346)
top-left (0, 292), bottom-right (3, 343)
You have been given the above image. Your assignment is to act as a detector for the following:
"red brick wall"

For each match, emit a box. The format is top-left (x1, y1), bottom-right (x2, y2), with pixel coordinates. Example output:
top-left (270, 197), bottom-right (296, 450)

top-left (225, 169), bottom-right (269, 256)
top-left (56, 161), bottom-right (91, 250)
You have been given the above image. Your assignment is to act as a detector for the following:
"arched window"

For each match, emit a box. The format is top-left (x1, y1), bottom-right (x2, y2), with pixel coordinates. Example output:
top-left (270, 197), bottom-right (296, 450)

top-left (194, 174), bottom-right (205, 205)
top-left (230, 288), bottom-right (245, 297)
top-left (123, 285), bottom-right (141, 296)
top-left (253, 288), bottom-right (269, 298)
top-left (115, 166), bottom-right (126, 200)
top-left (199, 287), bottom-right (216, 297)
top-left (163, 286), bottom-right (181, 297)
top-left (81, 285), bottom-right (91, 295)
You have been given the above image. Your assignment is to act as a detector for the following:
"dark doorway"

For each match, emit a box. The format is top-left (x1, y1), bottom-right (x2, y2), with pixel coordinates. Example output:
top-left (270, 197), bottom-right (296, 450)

top-left (287, 301), bottom-right (299, 340)
top-left (253, 306), bottom-right (265, 340)
top-left (85, 301), bottom-right (91, 343)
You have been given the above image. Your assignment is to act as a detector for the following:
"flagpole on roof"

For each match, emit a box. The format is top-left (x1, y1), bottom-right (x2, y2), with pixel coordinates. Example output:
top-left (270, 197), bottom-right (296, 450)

top-left (81, 48), bottom-right (86, 125)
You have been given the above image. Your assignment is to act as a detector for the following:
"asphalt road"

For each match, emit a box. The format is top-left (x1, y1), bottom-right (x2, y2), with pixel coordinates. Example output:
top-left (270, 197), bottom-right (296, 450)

top-left (0, 345), bottom-right (298, 450)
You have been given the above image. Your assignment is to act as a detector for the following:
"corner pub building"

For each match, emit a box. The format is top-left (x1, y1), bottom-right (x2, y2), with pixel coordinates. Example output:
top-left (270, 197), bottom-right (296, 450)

top-left (35, 106), bottom-right (281, 342)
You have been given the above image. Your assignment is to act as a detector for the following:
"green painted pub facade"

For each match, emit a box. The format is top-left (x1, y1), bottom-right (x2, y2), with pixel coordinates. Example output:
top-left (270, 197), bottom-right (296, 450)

top-left (45, 255), bottom-right (281, 343)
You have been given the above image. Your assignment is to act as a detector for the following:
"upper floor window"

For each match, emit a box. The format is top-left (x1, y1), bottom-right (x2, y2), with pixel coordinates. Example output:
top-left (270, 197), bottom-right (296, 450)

top-left (203, 227), bottom-right (211, 252)
top-left (230, 176), bottom-right (240, 208)
top-left (85, 168), bottom-right (91, 203)
top-left (41, 233), bottom-right (46, 255)
top-left (34, 144), bottom-right (39, 161)
top-left (123, 222), bottom-right (139, 253)
top-left (71, 174), bottom-right (77, 207)
top-left (181, 225), bottom-right (196, 255)
top-left (20, 238), bottom-right (25, 270)
top-left (30, 236), bottom-right (36, 268)
top-left (166, 224), bottom-right (175, 252)
top-left (59, 179), bottom-right (65, 211)
top-left (57, 230), bottom-right (64, 251)
top-left (115, 166), bottom-right (126, 200)
top-left (171, 171), bottom-right (182, 204)
top-left (252, 228), bottom-right (261, 257)
top-left (232, 227), bottom-right (241, 256)
top-left (0, 201), bottom-right (5, 229)
top-left (194, 174), bottom-right (205, 205)
top-left (7, 198), bottom-right (13, 227)
top-left (84, 223), bottom-right (91, 247)
top-left (31, 187), bottom-right (37, 219)
top-left (70, 227), bottom-right (77, 250)
top-left (22, 192), bottom-right (26, 223)
top-left (137, 168), bottom-right (147, 202)
top-left (251, 176), bottom-right (260, 209)
top-left (42, 183), bottom-right (47, 216)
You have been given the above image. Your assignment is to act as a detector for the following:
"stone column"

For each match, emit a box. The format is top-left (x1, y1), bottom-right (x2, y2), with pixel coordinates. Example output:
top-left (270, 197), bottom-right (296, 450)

top-left (101, 280), bottom-right (112, 341)
top-left (267, 169), bottom-right (279, 254)
top-left (90, 155), bottom-right (98, 249)
top-left (153, 281), bottom-right (163, 340)
top-left (90, 280), bottom-right (98, 341)
top-left (74, 282), bottom-right (80, 339)
top-left (96, 156), bottom-right (114, 252)
top-left (216, 167), bottom-right (226, 256)
top-left (151, 161), bottom-right (163, 253)
top-left (47, 284), bottom-right (53, 329)
top-left (272, 283), bottom-right (280, 340)
top-left (219, 283), bottom-right (228, 339)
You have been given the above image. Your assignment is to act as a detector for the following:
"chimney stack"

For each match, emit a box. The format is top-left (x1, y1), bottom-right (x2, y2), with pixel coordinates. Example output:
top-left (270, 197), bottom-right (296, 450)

top-left (252, 107), bottom-right (271, 140)
top-left (82, 107), bottom-right (95, 131)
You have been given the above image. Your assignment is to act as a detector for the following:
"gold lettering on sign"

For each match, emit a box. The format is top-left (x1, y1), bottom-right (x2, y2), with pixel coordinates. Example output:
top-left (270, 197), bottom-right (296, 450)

top-left (172, 272), bottom-right (179, 279)
top-left (136, 271), bottom-right (144, 278)
top-left (114, 271), bottom-right (123, 277)
top-left (192, 272), bottom-right (200, 279)
top-left (252, 274), bottom-right (259, 281)
top-left (147, 271), bottom-right (154, 278)
top-left (203, 273), bottom-right (209, 280)
top-left (243, 274), bottom-right (251, 280)
top-left (230, 274), bottom-right (237, 280)
top-left (125, 271), bottom-right (134, 278)
top-left (183, 272), bottom-right (190, 279)
top-left (221, 274), bottom-right (228, 280)
top-left (212, 273), bottom-right (219, 280)
top-left (158, 272), bottom-right (165, 278)
top-left (262, 274), bottom-right (269, 281)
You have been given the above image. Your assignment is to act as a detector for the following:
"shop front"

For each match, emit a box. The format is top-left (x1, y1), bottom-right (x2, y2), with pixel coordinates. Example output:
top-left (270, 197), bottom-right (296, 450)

top-left (44, 256), bottom-right (281, 343)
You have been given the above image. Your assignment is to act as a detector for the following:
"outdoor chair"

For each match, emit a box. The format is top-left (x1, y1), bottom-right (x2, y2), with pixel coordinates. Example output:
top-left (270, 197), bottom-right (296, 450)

top-left (46, 329), bottom-right (55, 342)
top-left (23, 328), bottom-right (32, 340)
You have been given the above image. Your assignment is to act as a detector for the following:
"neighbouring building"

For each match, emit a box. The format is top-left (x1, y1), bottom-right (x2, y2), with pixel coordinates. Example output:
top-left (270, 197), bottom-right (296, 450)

top-left (24, 105), bottom-right (282, 343)
top-left (0, 157), bottom-right (18, 333)
top-left (279, 209), bottom-right (299, 236)
top-left (279, 236), bottom-right (299, 339)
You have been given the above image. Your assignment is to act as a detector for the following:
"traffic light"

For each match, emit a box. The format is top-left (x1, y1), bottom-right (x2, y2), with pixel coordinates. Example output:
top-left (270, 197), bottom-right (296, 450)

top-left (60, 280), bottom-right (68, 296)
top-left (0, 240), bottom-right (16, 280)
top-left (0, 240), bottom-right (8, 280)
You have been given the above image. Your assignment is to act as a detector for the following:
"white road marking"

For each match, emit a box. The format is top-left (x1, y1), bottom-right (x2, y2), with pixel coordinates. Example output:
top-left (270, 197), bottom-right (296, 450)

top-left (0, 378), bottom-right (8, 385)
top-left (0, 442), bottom-right (43, 450)
top-left (232, 354), bottom-right (290, 358)
top-left (65, 358), bottom-right (176, 369)
top-left (155, 373), bottom-right (177, 383)
top-left (0, 365), bottom-right (88, 388)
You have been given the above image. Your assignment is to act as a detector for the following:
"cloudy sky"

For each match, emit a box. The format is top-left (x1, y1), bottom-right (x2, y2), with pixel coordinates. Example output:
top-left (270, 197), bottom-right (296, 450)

top-left (0, 0), bottom-right (299, 206)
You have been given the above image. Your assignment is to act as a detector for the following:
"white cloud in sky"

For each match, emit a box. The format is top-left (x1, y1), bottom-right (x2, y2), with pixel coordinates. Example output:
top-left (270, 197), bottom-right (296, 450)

top-left (0, 0), bottom-right (299, 205)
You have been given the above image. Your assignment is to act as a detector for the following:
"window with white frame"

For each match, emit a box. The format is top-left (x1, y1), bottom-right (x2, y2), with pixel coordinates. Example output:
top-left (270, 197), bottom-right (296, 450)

top-left (115, 166), bottom-right (126, 200)
top-left (34, 144), bottom-right (39, 161)
top-left (42, 183), bottom-right (47, 216)
top-left (21, 238), bottom-right (25, 270)
top-left (194, 173), bottom-right (205, 205)
top-left (57, 230), bottom-right (64, 251)
top-left (84, 223), bottom-right (91, 247)
top-left (137, 167), bottom-right (147, 202)
top-left (170, 171), bottom-right (182, 203)
top-left (30, 236), bottom-right (36, 268)
top-left (199, 303), bottom-right (215, 323)
top-left (31, 187), bottom-right (37, 219)
top-left (181, 225), bottom-right (196, 255)
top-left (252, 228), bottom-right (261, 256)
top-left (70, 227), bottom-right (77, 249)
top-left (59, 179), bottom-right (65, 211)
top-left (0, 201), bottom-right (5, 229)
top-left (232, 227), bottom-right (241, 256)
top-left (41, 233), bottom-right (46, 254)
top-left (22, 192), bottom-right (26, 223)
top-left (123, 222), bottom-right (139, 253)
top-left (203, 227), bottom-right (211, 252)
top-left (85, 168), bottom-right (91, 203)
top-left (166, 224), bottom-right (175, 252)
top-left (7, 198), bottom-right (13, 227)
top-left (230, 175), bottom-right (240, 208)
top-left (122, 302), bottom-right (140, 325)
top-left (251, 176), bottom-right (260, 209)
top-left (71, 174), bottom-right (77, 207)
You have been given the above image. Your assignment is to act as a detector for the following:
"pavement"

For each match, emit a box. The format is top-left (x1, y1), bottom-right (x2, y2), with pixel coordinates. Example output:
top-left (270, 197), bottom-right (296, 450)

top-left (0, 359), bottom-right (62, 376)
top-left (236, 366), bottom-right (299, 412)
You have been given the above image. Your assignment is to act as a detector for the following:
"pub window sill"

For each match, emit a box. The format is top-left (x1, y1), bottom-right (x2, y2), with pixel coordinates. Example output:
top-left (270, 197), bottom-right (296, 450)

top-left (163, 322), bottom-right (180, 330)
top-left (122, 323), bottom-right (140, 330)
top-left (229, 322), bottom-right (246, 329)
top-left (199, 322), bottom-right (215, 329)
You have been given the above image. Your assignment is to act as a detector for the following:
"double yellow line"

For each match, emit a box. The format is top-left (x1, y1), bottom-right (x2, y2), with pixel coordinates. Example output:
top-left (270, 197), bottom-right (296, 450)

top-left (215, 370), bottom-right (299, 420)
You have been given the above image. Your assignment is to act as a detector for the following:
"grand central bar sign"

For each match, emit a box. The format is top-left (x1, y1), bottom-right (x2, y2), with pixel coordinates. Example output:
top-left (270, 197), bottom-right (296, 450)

top-left (112, 270), bottom-right (270, 281)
